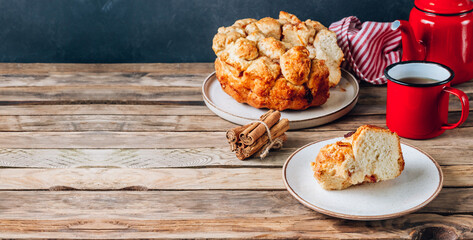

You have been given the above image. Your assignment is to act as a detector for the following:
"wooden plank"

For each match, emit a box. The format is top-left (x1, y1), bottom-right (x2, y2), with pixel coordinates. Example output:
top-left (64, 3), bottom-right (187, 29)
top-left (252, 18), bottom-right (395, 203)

top-left (0, 115), bottom-right (235, 132)
top-left (0, 114), bottom-right (379, 132)
top-left (0, 85), bottom-right (469, 111)
top-left (0, 191), bottom-right (331, 219)
top-left (0, 111), bottom-right (470, 132)
top-left (0, 131), bottom-right (229, 149)
top-left (1, 70), bottom-right (468, 110)
top-left (0, 214), bottom-right (472, 239)
top-left (0, 61), bottom-right (469, 94)
top-left (0, 190), bottom-right (470, 217)
top-left (0, 115), bottom-right (357, 132)
top-left (444, 165), bottom-right (473, 187)
top-left (0, 146), bottom-right (470, 168)
top-left (0, 81), bottom-right (470, 113)
top-left (0, 148), bottom-right (288, 168)
top-left (0, 103), bottom-right (466, 118)
top-left (0, 128), bottom-right (471, 149)
top-left (0, 63), bottom-right (472, 93)
top-left (0, 166), bottom-right (470, 190)
top-left (0, 62), bottom-right (470, 115)
top-left (0, 168), bottom-right (284, 190)
top-left (0, 63), bottom-right (215, 74)
top-left (0, 95), bottom-right (466, 115)
top-left (0, 128), bottom-right (471, 165)
top-left (0, 86), bottom-right (201, 102)
top-left (0, 190), bottom-right (471, 239)
top-left (0, 73), bottom-right (209, 87)
top-left (0, 104), bottom-right (214, 116)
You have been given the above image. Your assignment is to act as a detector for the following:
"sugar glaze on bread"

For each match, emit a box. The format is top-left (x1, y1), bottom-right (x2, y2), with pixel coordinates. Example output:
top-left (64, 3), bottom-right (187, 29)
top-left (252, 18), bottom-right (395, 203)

top-left (312, 125), bottom-right (405, 190)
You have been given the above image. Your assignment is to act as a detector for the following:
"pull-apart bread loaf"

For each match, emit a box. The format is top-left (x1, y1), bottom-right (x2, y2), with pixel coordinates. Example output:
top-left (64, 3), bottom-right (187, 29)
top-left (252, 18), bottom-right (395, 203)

top-left (311, 125), bottom-right (405, 190)
top-left (212, 12), bottom-right (344, 110)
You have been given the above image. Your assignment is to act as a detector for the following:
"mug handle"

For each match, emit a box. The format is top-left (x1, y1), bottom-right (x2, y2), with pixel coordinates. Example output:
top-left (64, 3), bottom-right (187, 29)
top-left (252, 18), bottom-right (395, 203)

top-left (441, 87), bottom-right (469, 130)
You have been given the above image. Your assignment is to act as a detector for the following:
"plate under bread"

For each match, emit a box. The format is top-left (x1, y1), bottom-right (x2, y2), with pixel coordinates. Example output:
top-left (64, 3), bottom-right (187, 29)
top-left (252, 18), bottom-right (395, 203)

top-left (202, 69), bottom-right (359, 130)
top-left (282, 138), bottom-right (443, 220)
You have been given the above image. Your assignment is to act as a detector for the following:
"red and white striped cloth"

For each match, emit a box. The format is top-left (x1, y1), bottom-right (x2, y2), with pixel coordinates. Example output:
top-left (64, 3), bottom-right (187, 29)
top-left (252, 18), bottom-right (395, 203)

top-left (329, 16), bottom-right (402, 85)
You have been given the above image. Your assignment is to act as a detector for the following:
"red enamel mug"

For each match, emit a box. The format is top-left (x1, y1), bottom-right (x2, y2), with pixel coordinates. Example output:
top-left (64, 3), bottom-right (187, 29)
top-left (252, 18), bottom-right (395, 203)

top-left (384, 61), bottom-right (469, 139)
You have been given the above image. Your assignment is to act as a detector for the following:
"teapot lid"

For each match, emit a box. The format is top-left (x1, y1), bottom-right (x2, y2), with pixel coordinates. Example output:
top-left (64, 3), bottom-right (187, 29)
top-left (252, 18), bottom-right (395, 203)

top-left (415, 0), bottom-right (473, 14)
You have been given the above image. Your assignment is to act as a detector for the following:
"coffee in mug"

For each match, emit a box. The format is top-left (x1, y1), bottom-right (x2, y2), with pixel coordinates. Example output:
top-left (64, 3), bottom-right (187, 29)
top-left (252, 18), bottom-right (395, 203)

top-left (384, 61), bottom-right (469, 139)
top-left (397, 77), bottom-right (438, 84)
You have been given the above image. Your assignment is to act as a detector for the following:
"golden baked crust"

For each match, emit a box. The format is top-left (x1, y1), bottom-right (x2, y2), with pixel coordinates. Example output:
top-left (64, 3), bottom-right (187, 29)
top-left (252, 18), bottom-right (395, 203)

top-left (311, 141), bottom-right (356, 190)
top-left (212, 11), bottom-right (343, 111)
top-left (312, 125), bottom-right (405, 190)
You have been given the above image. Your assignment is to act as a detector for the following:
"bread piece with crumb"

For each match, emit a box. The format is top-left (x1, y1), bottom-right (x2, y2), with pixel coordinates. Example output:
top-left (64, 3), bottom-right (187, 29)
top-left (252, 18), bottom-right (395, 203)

top-left (312, 125), bottom-right (405, 190)
top-left (311, 141), bottom-right (356, 190)
top-left (314, 29), bottom-right (344, 87)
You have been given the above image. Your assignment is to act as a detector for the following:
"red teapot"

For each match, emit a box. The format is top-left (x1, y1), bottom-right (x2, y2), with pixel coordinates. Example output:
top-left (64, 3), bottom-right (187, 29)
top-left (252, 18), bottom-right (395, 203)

top-left (392, 0), bottom-right (473, 85)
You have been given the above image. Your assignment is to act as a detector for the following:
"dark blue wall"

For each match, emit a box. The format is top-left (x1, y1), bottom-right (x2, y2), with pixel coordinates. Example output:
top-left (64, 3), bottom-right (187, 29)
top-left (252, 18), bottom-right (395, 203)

top-left (0, 0), bottom-right (412, 63)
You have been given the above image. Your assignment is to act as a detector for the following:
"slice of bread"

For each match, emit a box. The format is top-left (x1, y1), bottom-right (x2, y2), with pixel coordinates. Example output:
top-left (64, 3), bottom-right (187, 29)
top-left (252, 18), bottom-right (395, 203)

top-left (312, 125), bottom-right (405, 190)
top-left (311, 141), bottom-right (357, 190)
top-left (314, 29), bottom-right (344, 87)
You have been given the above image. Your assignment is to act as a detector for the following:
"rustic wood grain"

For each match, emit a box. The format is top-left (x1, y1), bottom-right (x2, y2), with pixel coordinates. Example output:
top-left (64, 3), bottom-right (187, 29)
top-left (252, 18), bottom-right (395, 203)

top-left (0, 103), bottom-right (466, 118)
top-left (0, 111), bottom-right (469, 132)
top-left (0, 62), bottom-right (468, 89)
top-left (0, 148), bottom-right (287, 168)
top-left (0, 190), bottom-right (471, 216)
top-left (0, 115), bottom-right (235, 132)
top-left (0, 128), bottom-right (472, 149)
top-left (444, 165), bottom-right (473, 187)
top-left (0, 73), bottom-right (470, 113)
top-left (0, 63), bottom-right (471, 239)
top-left (0, 214), bottom-right (471, 239)
top-left (0, 145), bottom-right (470, 168)
top-left (0, 85), bottom-right (470, 113)
top-left (0, 146), bottom-right (470, 168)
top-left (0, 168), bottom-right (284, 190)
top-left (0, 63), bottom-right (471, 90)
top-left (0, 131), bottom-right (230, 148)
top-left (0, 85), bottom-right (202, 102)
top-left (0, 191), bottom-right (471, 239)
top-left (0, 129), bottom-right (471, 165)
top-left (0, 166), bottom-right (470, 190)
top-left (0, 104), bottom-right (214, 116)
top-left (0, 72), bottom-right (209, 87)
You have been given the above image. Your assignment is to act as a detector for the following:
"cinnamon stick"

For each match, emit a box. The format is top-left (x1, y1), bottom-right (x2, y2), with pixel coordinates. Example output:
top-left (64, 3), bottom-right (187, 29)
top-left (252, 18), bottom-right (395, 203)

top-left (242, 118), bottom-right (290, 158)
top-left (226, 124), bottom-right (251, 143)
top-left (259, 109), bottom-right (274, 121)
top-left (238, 110), bottom-right (274, 142)
top-left (239, 122), bottom-right (258, 141)
top-left (241, 111), bottom-right (281, 146)
top-left (235, 146), bottom-right (245, 160)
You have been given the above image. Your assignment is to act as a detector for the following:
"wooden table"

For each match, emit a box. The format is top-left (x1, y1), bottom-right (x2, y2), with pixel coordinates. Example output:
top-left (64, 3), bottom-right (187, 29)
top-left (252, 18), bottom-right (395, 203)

top-left (0, 63), bottom-right (471, 239)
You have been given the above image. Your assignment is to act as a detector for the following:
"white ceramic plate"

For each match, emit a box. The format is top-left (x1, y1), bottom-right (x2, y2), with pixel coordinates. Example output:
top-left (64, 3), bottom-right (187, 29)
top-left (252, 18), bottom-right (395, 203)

top-left (282, 138), bottom-right (443, 220)
top-left (202, 69), bottom-right (359, 129)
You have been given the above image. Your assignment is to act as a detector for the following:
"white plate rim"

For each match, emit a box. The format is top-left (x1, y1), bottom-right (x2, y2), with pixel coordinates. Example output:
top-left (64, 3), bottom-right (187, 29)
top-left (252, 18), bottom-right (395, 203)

top-left (202, 69), bottom-right (360, 129)
top-left (282, 138), bottom-right (444, 221)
